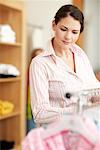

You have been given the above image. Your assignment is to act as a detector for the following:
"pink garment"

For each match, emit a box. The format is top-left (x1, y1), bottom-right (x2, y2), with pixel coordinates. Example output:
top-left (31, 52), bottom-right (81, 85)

top-left (29, 40), bottom-right (98, 124)
top-left (22, 128), bottom-right (98, 150)
top-left (93, 132), bottom-right (100, 150)
top-left (22, 128), bottom-right (45, 150)
top-left (45, 130), bottom-right (94, 150)
top-left (22, 115), bottom-right (100, 150)
top-left (94, 141), bottom-right (100, 150)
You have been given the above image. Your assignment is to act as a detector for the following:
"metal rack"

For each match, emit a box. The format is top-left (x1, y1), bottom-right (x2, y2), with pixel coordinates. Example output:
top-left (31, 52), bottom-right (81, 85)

top-left (66, 87), bottom-right (100, 114)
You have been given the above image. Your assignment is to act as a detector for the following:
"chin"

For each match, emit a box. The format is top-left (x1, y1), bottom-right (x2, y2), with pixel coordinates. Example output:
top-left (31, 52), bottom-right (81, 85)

top-left (63, 44), bottom-right (70, 49)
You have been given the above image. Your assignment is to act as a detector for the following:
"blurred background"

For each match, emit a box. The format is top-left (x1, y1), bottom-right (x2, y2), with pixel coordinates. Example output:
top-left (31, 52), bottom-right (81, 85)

top-left (0, 0), bottom-right (100, 149)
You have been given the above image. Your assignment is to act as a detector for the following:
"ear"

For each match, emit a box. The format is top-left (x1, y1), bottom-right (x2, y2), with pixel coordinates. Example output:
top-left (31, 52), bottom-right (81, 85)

top-left (52, 20), bottom-right (56, 31)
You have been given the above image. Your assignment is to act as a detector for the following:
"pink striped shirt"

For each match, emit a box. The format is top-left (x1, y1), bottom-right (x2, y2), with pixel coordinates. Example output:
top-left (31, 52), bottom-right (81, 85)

top-left (29, 40), bottom-right (98, 124)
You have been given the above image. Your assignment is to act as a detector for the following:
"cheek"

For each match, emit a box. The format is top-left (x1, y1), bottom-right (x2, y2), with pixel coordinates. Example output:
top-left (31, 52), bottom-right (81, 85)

top-left (73, 34), bottom-right (80, 42)
top-left (56, 30), bottom-right (63, 39)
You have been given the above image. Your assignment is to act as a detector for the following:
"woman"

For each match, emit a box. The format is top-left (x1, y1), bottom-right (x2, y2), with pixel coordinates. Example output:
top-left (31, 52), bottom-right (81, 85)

top-left (29, 4), bottom-right (99, 125)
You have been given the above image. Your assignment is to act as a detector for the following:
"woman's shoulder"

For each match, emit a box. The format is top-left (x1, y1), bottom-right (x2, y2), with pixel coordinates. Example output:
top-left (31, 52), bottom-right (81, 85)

top-left (30, 51), bottom-right (47, 66)
top-left (72, 44), bottom-right (87, 57)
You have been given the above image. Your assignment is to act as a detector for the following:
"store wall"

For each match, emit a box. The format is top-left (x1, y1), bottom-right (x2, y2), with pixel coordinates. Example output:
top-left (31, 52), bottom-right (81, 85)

top-left (84, 0), bottom-right (100, 71)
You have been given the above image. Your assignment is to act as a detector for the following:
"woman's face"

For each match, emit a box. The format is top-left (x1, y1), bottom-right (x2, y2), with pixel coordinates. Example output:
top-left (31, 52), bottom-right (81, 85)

top-left (52, 15), bottom-right (81, 49)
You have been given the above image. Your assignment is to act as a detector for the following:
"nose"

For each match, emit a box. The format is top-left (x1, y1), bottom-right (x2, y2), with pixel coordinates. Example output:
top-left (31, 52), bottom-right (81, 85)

top-left (65, 31), bottom-right (71, 40)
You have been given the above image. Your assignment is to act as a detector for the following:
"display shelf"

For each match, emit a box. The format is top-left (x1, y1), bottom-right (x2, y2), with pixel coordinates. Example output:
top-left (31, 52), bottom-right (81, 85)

top-left (0, 0), bottom-right (26, 147)
top-left (0, 0), bottom-right (23, 11)
top-left (0, 77), bottom-right (21, 83)
top-left (14, 144), bottom-right (21, 150)
top-left (0, 110), bottom-right (20, 120)
top-left (0, 42), bottom-right (22, 47)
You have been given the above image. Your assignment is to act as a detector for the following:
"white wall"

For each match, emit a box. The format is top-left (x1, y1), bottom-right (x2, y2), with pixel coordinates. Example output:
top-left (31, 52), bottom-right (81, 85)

top-left (26, 0), bottom-right (72, 44)
top-left (84, 0), bottom-right (100, 71)
top-left (99, 0), bottom-right (100, 71)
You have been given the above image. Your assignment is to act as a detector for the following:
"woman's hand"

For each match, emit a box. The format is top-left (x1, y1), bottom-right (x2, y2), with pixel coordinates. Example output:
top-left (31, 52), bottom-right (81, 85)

top-left (89, 96), bottom-right (100, 105)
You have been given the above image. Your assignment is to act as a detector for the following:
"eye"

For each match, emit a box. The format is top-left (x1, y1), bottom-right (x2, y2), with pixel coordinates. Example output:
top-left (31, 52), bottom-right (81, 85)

top-left (72, 31), bottom-right (78, 34)
top-left (60, 28), bottom-right (67, 31)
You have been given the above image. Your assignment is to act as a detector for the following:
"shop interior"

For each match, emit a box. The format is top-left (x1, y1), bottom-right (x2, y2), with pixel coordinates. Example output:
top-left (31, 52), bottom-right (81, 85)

top-left (0, 0), bottom-right (100, 149)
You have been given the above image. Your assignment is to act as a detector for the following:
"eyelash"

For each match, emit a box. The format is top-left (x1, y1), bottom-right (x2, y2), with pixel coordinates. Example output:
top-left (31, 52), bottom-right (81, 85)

top-left (60, 28), bottom-right (66, 31)
top-left (72, 32), bottom-right (78, 34)
top-left (60, 28), bottom-right (78, 34)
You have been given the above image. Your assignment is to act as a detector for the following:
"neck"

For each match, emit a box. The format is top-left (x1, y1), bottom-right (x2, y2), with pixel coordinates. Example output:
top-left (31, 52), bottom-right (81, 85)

top-left (52, 38), bottom-right (71, 58)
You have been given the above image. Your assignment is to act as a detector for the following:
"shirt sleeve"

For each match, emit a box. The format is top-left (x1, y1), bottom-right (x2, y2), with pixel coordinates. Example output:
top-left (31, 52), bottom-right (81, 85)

top-left (29, 59), bottom-right (77, 124)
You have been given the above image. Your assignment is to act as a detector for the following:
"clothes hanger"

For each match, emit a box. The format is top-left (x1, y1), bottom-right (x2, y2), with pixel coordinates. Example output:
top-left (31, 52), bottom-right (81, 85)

top-left (65, 84), bottom-right (100, 114)
top-left (42, 114), bottom-right (97, 144)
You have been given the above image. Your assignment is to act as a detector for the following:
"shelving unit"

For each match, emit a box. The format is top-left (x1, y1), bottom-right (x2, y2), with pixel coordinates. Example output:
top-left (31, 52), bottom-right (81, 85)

top-left (0, 77), bottom-right (21, 82)
top-left (0, 0), bottom-right (26, 148)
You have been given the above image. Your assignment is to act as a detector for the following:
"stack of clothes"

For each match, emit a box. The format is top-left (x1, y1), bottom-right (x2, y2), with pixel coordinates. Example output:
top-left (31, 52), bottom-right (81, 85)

top-left (0, 100), bottom-right (14, 115)
top-left (0, 24), bottom-right (16, 43)
top-left (0, 63), bottom-right (20, 78)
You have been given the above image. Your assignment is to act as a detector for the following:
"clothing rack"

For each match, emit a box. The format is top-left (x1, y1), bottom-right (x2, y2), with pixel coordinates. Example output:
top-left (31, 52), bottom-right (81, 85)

top-left (66, 86), bottom-right (100, 114)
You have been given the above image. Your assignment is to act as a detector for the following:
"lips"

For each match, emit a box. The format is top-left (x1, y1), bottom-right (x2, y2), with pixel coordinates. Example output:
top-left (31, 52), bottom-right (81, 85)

top-left (63, 40), bottom-right (71, 45)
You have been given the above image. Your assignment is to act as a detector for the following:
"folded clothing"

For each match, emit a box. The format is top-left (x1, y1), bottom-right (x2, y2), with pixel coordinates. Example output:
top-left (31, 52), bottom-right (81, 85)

top-left (0, 64), bottom-right (20, 76)
top-left (0, 36), bottom-right (16, 43)
top-left (0, 74), bottom-right (16, 78)
top-left (0, 140), bottom-right (15, 150)
top-left (0, 24), bottom-right (16, 43)
top-left (0, 100), bottom-right (14, 115)
top-left (0, 24), bottom-right (16, 36)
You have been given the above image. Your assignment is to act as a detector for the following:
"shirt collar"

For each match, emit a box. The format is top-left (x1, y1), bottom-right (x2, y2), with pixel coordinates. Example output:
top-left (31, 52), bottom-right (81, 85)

top-left (41, 39), bottom-right (82, 61)
top-left (40, 39), bottom-right (83, 79)
top-left (41, 39), bottom-right (56, 57)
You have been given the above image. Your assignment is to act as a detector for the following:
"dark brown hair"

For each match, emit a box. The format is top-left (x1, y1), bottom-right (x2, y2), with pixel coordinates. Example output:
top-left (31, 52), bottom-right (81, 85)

top-left (54, 4), bottom-right (84, 33)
